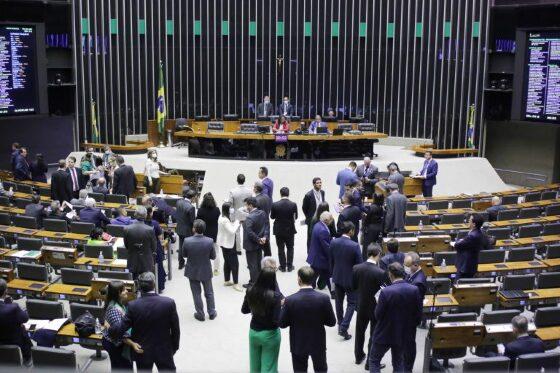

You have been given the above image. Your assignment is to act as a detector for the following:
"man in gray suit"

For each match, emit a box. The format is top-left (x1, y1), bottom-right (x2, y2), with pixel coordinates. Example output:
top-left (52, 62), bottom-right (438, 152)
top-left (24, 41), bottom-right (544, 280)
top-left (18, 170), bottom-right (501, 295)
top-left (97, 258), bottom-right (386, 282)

top-left (387, 164), bottom-right (405, 195)
top-left (243, 197), bottom-right (269, 287)
top-left (355, 157), bottom-right (378, 198)
top-left (175, 189), bottom-right (197, 270)
top-left (254, 181), bottom-right (272, 257)
top-left (227, 174), bottom-right (253, 249)
top-left (385, 184), bottom-right (408, 233)
top-left (182, 219), bottom-right (217, 321)
top-left (124, 206), bottom-right (157, 279)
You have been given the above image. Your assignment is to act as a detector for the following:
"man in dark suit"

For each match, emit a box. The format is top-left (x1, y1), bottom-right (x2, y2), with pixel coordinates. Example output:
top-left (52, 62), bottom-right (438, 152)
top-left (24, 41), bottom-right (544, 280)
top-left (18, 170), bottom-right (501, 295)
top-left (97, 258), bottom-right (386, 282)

top-left (418, 151), bottom-right (438, 197)
top-left (24, 194), bottom-right (46, 228)
top-left (109, 272), bottom-right (180, 371)
top-left (403, 251), bottom-right (427, 372)
top-left (280, 266), bottom-right (337, 372)
top-left (277, 95), bottom-right (295, 116)
top-left (124, 206), bottom-right (157, 278)
top-left (175, 189), bottom-right (197, 270)
top-left (112, 155), bottom-right (137, 198)
top-left (380, 238), bottom-right (405, 271)
top-left (51, 159), bottom-right (73, 203)
top-left (66, 156), bottom-right (84, 199)
top-left (271, 187), bottom-right (298, 272)
top-left (384, 184), bottom-right (407, 233)
top-left (302, 177), bottom-right (325, 250)
top-left (336, 162), bottom-right (358, 199)
top-left (330, 221), bottom-right (363, 340)
top-left (337, 193), bottom-right (362, 242)
top-left (10, 142), bottom-right (20, 173)
top-left (356, 157), bottom-right (378, 198)
top-left (352, 244), bottom-right (387, 367)
top-left (243, 197), bottom-right (269, 286)
top-left (455, 213), bottom-right (484, 280)
top-left (369, 263), bottom-right (423, 373)
top-left (486, 196), bottom-right (506, 222)
top-left (257, 95), bottom-right (274, 117)
top-left (0, 279), bottom-right (32, 365)
top-left (79, 197), bottom-right (111, 228)
top-left (14, 147), bottom-right (30, 180)
top-left (254, 181), bottom-right (272, 257)
top-left (258, 166), bottom-right (274, 200)
top-left (182, 219), bottom-right (217, 321)
top-left (92, 177), bottom-right (109, 195)
top-left (307, 211), bottom-right (334, 294)
top-left (503, 315), bottom-right (545, 369)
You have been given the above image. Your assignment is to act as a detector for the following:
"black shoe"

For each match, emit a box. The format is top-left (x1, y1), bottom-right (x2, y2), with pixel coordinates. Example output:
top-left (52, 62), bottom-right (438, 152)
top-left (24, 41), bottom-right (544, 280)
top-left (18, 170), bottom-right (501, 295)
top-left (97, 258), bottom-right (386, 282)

top-left (178, 263), bottom-right (185, 270)
top-left (287, 265), bottom-right (294, 272)
top-left (364, 364), bottom-right (368, 371)
top-left (279, 266), bottom-right (286, 272)
top-left (338, 331), bottom-right (352, 340)
top-left (365, 363), bottom-right (384, 371)
top-left (209, 312), bottom-right (217, 320)
top-left (355, 354), bottom-right (366, 365)
top-left (194, 313), bottom-right (205, 322)
top-left (242, 283), bottom-right (251, 289)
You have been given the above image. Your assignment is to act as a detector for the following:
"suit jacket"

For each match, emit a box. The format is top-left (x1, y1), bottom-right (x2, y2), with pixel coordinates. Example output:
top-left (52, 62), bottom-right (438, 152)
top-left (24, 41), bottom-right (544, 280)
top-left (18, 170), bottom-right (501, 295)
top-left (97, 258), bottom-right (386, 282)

top-left (279, 288), bottom-right (336, 355)
top-left (277, 102), bottom-right (295, 116)
top-left (337, 205), bottom-right (362, 242)
top-left (243, 208), bottom-right (269, 252)
top-left (420, 159), bottom-right (438, 187)
top-left (50, 169), bottom-right (73, 203)
top-left (455, 228), bottom-right (483, 275)
top-left (302, 189), bottom-right (325, 224)
top-left (14, 156), bottom-right (30, 180)
top-left (112, 165), bottom-right (137, 197)
top-left (109, 293), bottom-right (180, 363)
top-left (356, 164), bottom-right (378, 180)
top-left (124, 221), bottom-right (157, 274)
top-left (372, 280), bottom-right (423, 346)
top-left (329, 236), bottom-right (363, 288)
top-left (336, 168), bottom-right (358, 198)
top-left (0, 299), bottom-right (29, 349)
top-left (407, 269), bottom-right (427, 298)
top-left (504, 336), bottom-right (545, 369)
top-left (30, 161), bottom-right (48, 183)
top-left (271, 198), bottom-right (298, 236)
top-left (486, 205), bottom-right (506, 222)
top-left (182, 234), bottom-right (216, 281)
top-left (352, 261), bottom-right (387, 315)
top-left (92, 185), bottom-right (109, 195)
top-left (175, 199), bottom-right (196, 237)
top-left (261, 177), bottom-right (274, 200)
top-left (79, 207), bottom-right (110, 228)
top-left (255, 192), bottom-right (272, 217)
top-left (307, 222), bottom-right (333, 271)
top-left (10, 150), bottom-right (19, 173)
top-left (196, 206), bottom-right (220, 241)
top-left (257, 102), bottom-right (274, 116)
top-left (66, 167), bottom-right (84, 191)
top-left (25, 203), bottom-right (46, 228)
top-left (385, 192), bottom-right (407, 232)
top-left (388, 172), bottom-right (405, 194)
top-left (227, 185), bottom-right (253, 221)
top-left (380, 252), bottom-right (405, 271)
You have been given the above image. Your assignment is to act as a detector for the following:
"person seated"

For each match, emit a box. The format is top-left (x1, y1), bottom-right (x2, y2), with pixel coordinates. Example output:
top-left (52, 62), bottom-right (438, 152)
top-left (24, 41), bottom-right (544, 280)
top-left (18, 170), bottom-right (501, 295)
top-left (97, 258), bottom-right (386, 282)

top-left (24, 193), bottom-right (46, 228)
top-left (70, 189), bottom-right (89, 207)
top-left (503, 315), bottom-right (545, 369)
top-left (110, 207), bottom-right (136, 226)
top-left (308, 115), bottom-right (327, 134)
top-left (272, 115), bottom-right (290, 133)
top-left (380, 238), bottom-right (405, 271)
top-left (92, 177), bottom-right (109, 195)
top-left (47, 200), bottom-right (74, 224)
top-left (0, 279), bottom-right (32, 366)
top-left (486, 196), bottom-right (505, 222)
top-left (79, 197), bottom-right (110, 228)
top-left (483, 234), bottom-right (496, 250)
top-left (87, 227), bottom-right (107, 245)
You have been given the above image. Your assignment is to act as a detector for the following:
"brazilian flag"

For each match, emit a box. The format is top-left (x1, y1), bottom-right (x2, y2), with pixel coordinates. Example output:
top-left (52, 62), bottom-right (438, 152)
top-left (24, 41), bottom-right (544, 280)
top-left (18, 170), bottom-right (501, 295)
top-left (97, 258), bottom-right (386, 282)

top-left (91, 100), bottom-right (100, 143)
top-left (156, 61), bottom-right (166, 137)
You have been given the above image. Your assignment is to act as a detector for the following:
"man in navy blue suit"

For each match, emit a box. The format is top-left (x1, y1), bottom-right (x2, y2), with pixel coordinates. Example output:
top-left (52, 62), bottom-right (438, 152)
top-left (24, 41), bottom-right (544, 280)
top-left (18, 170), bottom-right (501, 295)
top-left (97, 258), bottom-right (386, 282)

top-left (0, 279), bottom-right (32, 365)
top-left (14, 147), bottom-right (31, 181)
top-left (403, 251), bottom-right (427, 372)
top-left (418, 151), bottom-right (438, 197)
top-left (503, 315), bottom-right (545, 369)
top-left (380, 238), bottom-right (405, 271)
top-left (330, 221), bottom-right (363, 340)
top-left (79, 197), bottom-right (111, 228)
top-left (336, 161), bottom-right (358, 199)
top-left (280, 266), bottom-right (337, 372)
top-left (369, 263), bottom-right (423, 373)
top-left (307, 211), bottom-right (334, 293)
top-left (337, 193), bottom-right (362, 243)
top-left (455, 214), bottom-right (484, 280)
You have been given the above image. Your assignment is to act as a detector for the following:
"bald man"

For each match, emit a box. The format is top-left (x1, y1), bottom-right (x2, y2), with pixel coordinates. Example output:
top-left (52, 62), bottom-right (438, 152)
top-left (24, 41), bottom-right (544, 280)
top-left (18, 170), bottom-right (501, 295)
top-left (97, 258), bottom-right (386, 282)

top-left (356, 157), bottom-right (378, 198)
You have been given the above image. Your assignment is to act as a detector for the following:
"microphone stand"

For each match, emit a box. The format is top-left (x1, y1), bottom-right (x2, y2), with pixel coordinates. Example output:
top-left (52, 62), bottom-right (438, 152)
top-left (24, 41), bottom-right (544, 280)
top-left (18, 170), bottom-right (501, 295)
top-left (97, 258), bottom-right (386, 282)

top-left (423, 282), bottom-right (442, 373)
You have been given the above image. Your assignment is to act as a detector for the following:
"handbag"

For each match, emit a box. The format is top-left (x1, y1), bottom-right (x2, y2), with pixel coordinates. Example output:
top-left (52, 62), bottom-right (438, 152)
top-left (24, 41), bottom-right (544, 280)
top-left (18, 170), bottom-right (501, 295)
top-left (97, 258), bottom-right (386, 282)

top-left (74, 310), bottom-right (96, 337)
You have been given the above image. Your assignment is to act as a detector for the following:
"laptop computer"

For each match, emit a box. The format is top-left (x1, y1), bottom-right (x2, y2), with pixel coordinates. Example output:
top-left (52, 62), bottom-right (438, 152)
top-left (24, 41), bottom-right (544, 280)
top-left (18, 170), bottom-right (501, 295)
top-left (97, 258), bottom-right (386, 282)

top-left (333, 128), bottom-right (344, 136)
top-left (257, 125), bottom-right (271, 134)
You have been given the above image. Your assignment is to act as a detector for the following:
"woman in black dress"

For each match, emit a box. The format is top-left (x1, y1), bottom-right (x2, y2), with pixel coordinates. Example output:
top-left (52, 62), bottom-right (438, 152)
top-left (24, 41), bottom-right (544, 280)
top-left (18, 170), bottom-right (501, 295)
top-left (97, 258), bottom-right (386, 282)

top-left (362, 193), bottom-right (385, 260)
top-left (196, 192), bottom-right (221, 275)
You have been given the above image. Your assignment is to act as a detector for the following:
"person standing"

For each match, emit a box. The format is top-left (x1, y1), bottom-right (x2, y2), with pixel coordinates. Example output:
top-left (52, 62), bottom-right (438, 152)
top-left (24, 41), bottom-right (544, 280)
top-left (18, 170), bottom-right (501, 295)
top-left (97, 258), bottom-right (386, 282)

top-left (241, 267), bottom-right (282, 373)
top-left (272, 115), bottom-right (290, 134)
top-left (66, 156), bottom-right (84, 199)
top-left (176, 189), bottom-right (197, 270)
top-left (14, 147), bottom-right (30, 181)
top-left (362, 193), bottom-right (385, 260)
top-left (336, 161), bottom-right (358, 199)
top-left (243, 197), bottom-right (269, 287)
top-left (182, 219), bottom-right (217, 321)
top-left (330, 221), bottom-right (363, 341)
top-left (254, 181), bottom-right (272, 257)
top-left (144, 150), bottom-right (165, 194)
top-left (277, 96), bottom-right (294, 116)
top-left (387, 163), bottom-right (405, 195)
top-left (258, 167), bottom-right (274, 200)
top-left (418, 150), bottom-right (438, 197)
top-left (29, 153), bottom-right (48, 182)
top-left (353, 244), bottom-right (387, 368)
top-left (123, 206), bottom-right (157, 279)
top-left (356, 157), bottom-right (378, 198)
top-left (280, 266), bottom-right (337, 372)
top-left (384, 184), bottom-right (407, 233)
top-left (217, 202), bottom-right (242, 291)
top-left (369, 263), bottom-right (423, 373)
top-left (196, 192), bottom-right (221, 276)
top-left (270, 187), bottom-right (298, 272)
top-left (257, 95), bottom-right (274, 117)
top-left (380, 238), bottom-right (405, 271)
top-left (144, 207), bottom-right (167, 292)
top-left (337, 193), bottom-right (362, 243)
top-left (109, 272), bottom-right (180, 371)
top-left (0, 278), bottom-right (32, 366)
top-left (307, 211), bottom-right (334, 294)
top-left (455, 214), bottom-right (484, 280)
top-left (10, 142), bottom-right (21, 174)
top-left (302, 177), bottom-right (325, 250)
top-left (310, 202), bottom-right (337, 240)
top-left (228, 174), bottom-right (253, 249)
top-left (112, 156), bottom-right (137, 198)
top-left (50, 160), bottom-right (73, 203)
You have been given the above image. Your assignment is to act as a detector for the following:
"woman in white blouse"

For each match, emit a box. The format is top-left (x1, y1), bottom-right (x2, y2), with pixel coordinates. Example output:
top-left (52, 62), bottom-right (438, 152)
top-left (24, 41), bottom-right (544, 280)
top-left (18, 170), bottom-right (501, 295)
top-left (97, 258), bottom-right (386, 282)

top-left (144, 150), bottom-right (165, 194)
top-left (216, 201), bottom-right (242, 291)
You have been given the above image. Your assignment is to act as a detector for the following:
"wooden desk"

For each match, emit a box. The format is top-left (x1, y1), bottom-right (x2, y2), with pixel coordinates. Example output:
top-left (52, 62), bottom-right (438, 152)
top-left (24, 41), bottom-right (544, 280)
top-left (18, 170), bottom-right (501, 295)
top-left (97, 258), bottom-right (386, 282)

top-left (542, 258), bottom-right (560, 269)
top-left (7, 278), bottom-right (49, 297)
top-left (495, 238), bottom-right (521, 248)
top-left (416, 208), bottom-right (474, 217)
top-left (56, 323), bottom-right (102, 347)
top-left (2, 226), bottom-right (38, 236)
top-left (44, 283), bottom-right (92, 303)
top-left (423, 294), bottom-right (459, 312)
top-left (472, 200), bottom-right (493, 211)
top-left (489, 216), bottom-right (552, 228)
top-left (33, 230), bottom-right (68, 240)
top-left (0, 247), bottom-right (9, 258)
top-left (0, 206), bottom-right (26, 215)
top-left (382, 237), bottom-right (418, 252)
top-left (502, 198), bottom-right (560, 210)
top-left (452, 283), bottom-right (499, 307)
top-left (12, 192), bottom-right (50, 202)
top-left (62, 232), bottom-right (90, 242)
top-left (417, 235), bottom-right (451, 253)
top-left (0, 268), bottom-right (14, 282)
top-left (74, 257), bottom-right (128, 271)
top-left (434, 223), bottom-right (470, 231)
top-left (41, 246), bottom-right (80, 267)
top-left (433, 260), bottom-right (547, 277)
top-left (405, 224), bottom-right (437, 232)
top-left (535, 326), bottom-right (560, 342)
top-left (90, 278), bottom-right (136, 302)
top-left (374, 177), bottom-right (423, 197)
top-left (484, 323), bottom-right (537, 346)
top-left (515, 235), bottom-right (560, 246)
top-left (4, 249), bottom-right (43, 263)
top-left (498, 288), bottom-right (560, 308)
top-left (431, 322), bottom-right (486, 348)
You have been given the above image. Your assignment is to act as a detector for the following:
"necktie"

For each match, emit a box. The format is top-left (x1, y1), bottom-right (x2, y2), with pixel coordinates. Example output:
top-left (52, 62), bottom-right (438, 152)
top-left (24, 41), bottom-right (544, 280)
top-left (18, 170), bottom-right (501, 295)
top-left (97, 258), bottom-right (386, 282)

top-left (71, 168), bottom-right (78, 190)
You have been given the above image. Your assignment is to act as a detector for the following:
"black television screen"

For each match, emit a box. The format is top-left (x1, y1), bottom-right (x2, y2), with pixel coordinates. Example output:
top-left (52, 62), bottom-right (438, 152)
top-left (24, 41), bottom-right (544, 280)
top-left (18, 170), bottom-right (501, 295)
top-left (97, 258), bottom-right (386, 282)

top-left (0, 24), bottom-right (39, 116)
top-left (522, 30), bottom-right (560, 122)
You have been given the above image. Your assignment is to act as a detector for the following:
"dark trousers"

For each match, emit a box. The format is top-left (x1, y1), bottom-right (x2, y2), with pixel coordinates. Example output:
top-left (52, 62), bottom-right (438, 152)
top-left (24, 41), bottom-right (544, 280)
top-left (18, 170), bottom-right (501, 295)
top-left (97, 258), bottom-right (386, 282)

top-left (178, 235), bottom-right (186, 267)
top-left (355, 308), bottom-right (376, 362)
top-left (262, 240), bottom-right (272, 257)
top-left (292, 351), bottom-right (328, 373)
top-left (135, 352), bottom-right (176, 372)
top-left (145, 177), bottom-right (161, 194)
top-left (246, 249), bottom-right (263, 284)
top-left (306, 223), bottom-right (312, 253)
top-left (369, 343), bottom-right (404, 373)
top-left (334, 284), bottom-right (357, 333)
top-left (311, 267), bottom-right (332, 292)
top-left (102, 338), bottom-right (133, 370)
top-left (402, 332), bottom-right (417, 372)
top-left (422, 183), bottom-right (433, 198)
top-left (275, 233), bottom-right (294, 269)
top-left (222, 246), bottom-right (239, 284)
top-left (189, 279), bottom-right (216, 317)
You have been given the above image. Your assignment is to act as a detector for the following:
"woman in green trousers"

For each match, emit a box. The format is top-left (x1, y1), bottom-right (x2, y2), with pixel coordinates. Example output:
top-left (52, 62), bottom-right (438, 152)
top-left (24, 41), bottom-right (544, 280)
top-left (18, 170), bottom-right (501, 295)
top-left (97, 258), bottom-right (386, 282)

top-left (241, 267), bottom-right (282, 372)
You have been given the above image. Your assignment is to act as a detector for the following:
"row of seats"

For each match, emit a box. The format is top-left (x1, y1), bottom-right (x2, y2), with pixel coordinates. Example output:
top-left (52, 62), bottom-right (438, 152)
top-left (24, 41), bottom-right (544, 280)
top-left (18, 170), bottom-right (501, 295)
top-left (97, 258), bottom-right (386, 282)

top-left (0, 345), bottom-right (77, 369)
top-left (5, 236), bottom-right (127, 259)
